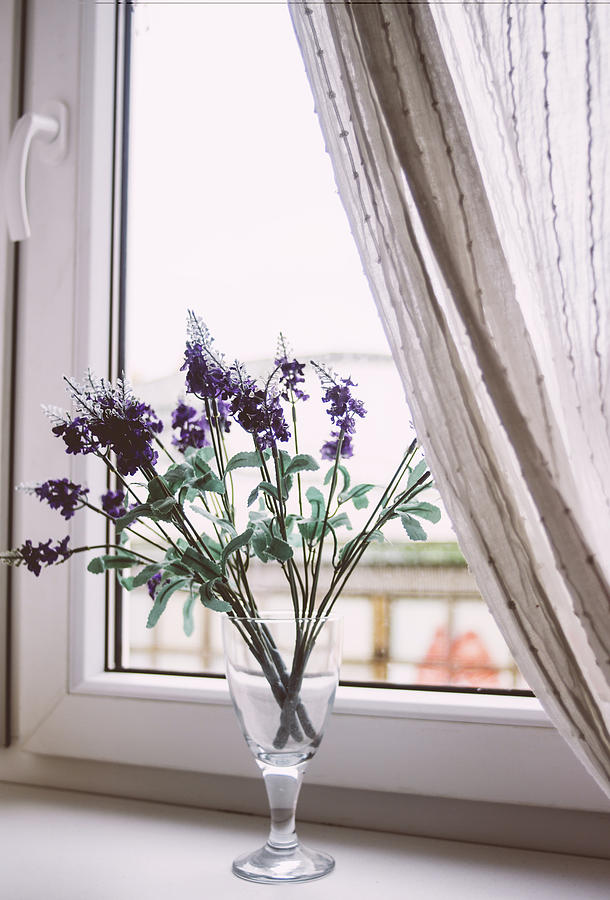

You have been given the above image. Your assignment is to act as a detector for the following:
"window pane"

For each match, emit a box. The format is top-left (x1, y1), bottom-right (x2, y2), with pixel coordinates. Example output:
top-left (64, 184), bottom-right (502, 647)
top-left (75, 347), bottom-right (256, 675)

top-left (122, 0), bottom-right (527, 692)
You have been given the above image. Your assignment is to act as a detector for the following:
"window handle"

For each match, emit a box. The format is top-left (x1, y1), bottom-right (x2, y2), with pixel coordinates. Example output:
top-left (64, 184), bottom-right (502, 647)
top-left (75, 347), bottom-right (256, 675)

top-left (4, 101), bottom-right (68, 242)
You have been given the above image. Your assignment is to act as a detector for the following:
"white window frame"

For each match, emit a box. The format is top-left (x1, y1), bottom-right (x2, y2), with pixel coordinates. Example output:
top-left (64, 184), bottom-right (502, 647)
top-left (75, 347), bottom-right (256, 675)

top-left (3, 0), bottom-right (609, 822)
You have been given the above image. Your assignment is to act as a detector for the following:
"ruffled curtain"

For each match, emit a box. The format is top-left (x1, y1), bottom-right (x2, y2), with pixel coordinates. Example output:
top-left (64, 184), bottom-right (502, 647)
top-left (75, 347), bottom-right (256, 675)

top-left (289, 0), bottom-right (610, 795)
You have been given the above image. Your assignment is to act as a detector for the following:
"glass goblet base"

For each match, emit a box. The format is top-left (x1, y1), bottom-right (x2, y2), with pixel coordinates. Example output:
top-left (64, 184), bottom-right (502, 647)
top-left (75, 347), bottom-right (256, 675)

top-left (231, 841), bottom-right (335, 883)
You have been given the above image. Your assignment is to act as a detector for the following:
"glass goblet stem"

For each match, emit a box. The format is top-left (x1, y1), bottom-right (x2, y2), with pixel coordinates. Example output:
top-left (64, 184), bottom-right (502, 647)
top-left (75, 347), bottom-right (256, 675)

top-left (261, 762), bottom-right (305, 851)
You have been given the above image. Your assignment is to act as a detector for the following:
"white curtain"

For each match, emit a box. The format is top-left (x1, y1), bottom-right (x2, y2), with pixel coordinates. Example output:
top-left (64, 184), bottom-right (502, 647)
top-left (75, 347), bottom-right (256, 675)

top-left (289, 0), bottom-right (610, 795)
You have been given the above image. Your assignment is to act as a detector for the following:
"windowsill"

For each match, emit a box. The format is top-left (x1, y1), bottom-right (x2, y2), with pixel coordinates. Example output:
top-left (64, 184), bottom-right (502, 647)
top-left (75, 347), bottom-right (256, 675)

top-left (0, 783), bottom-right (608, 898)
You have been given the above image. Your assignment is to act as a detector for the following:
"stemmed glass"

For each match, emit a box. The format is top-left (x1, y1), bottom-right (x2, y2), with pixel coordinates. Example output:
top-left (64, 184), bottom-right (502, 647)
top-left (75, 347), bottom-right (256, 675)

top-left (222, 613), bottom-right (342, 883)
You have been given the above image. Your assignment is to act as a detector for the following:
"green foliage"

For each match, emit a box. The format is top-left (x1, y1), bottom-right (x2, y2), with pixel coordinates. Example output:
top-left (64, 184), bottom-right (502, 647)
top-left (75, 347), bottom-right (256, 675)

top-left (182, 592), bottom-right (196, 637)
top-left (147, 576), bottom-right (190, 628)
top-left (399, 513), bottom-right (428, 542)
top-left (87, 552), bottom-right (140, 574)
top-left (199, 580), bottom-right (231, 612)
top-left (221, 528), bottom-right (253, 570)
top-left (114, 497), bottom-right (178, 533)
top-left (397, 501), bottom-right (441, 523)
top-left (338, 483), bottom-right (374, 509)
top-left (284, 454), bottom-right (319, 476)
top-left (225, 450), bottom-right (267, 474)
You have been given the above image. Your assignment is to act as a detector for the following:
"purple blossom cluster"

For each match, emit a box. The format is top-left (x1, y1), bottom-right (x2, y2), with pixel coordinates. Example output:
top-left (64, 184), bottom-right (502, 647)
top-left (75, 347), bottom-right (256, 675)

top-left (18, 536), bottom-right (71, 576)
top-left (181, 343), bottom-right (234, 401)
top-left (171, 402), bottom-right (210, 453)
top-left (182, 338), bottom-right (290, 450)
top-left (274, 356), bottom-right (309, 402)
top-left (147, 571), bottom-right (162, 599)
top-left (317, 369), bottom-right (366, 459)
top-left (321, 431), bottom-right (354, 461)
top-left (101, 489), bottom-right (126, 519)
top-left (53, 387), bottom-right (163, 476)
top-left (34, 479), bottom-right (89, 520)
top-left (229, 377), bottom-right (290, 451)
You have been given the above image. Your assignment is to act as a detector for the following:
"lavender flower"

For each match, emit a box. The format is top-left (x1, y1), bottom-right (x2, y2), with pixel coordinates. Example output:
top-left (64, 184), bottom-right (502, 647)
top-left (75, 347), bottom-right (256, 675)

top-left (171, 401), bottom-right (210, 453)
top-left (18, 536), bottom-right (71, 576)
top-left (321, 431), bottom-right (354, 460)
top-left (230, 377), bottom-right (290, 451)
top-left (50, 376), bottom-right (163, 476)
top-left (275, 336), bottom-right (309, 402)
top-left (275, 357), bottom-right (309, 402)
top-left (51, 416), bottom-right (98, 456)
top-left (181, 312), bottom-right (234, 401)
top-left (314, 363), bottom-right (366, 458)
top-left (33, 479), bottom-right (89, 520)
top-left (147, 571), bottom-right (162, 599)
top-left (101, 489), bottom-right (126, 519)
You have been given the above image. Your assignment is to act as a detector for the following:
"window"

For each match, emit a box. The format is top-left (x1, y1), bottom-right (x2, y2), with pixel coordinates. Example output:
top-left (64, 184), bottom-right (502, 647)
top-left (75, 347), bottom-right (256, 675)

top-left (3, 0), bottom-right (607, 823)
top-left (119, 0), bottom-right (527, 694)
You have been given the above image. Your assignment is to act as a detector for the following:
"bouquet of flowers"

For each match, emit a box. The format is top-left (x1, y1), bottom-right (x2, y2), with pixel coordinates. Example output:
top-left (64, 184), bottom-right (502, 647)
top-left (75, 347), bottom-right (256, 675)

top-left (2, 311), bottom-right (439, 746)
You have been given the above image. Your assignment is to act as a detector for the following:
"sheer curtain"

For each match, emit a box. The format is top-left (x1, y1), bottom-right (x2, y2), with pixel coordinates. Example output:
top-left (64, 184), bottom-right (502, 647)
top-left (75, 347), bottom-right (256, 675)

top-left (289, 0), bottom-right (610, 795)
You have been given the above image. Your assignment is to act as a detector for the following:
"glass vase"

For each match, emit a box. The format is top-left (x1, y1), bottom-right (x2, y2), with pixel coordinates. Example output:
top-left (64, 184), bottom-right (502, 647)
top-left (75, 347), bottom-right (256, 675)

top-left (222, 613), bottom-right (342, 883)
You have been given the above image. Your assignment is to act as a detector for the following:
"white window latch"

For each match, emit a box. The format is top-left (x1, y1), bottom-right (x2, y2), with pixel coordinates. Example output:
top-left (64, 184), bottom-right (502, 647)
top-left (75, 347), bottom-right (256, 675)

top-left (4, 100), bottom-right (68, 242)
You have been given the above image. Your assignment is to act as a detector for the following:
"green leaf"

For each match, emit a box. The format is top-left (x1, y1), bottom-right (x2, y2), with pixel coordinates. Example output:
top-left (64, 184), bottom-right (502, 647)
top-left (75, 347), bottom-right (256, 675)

top-left (407, 459), bottom-right (429, 489)
top-left (131, 563), bottom-right (164, 589)
top-left (339, 483), bottom-right (375, 507)
top-left (147, 576), bottom-right (190, 628)
top-left (87, 552), bottom-right (140, 574)
top-left (199, 580), bottom-right (231, 612)
top-left (399, 513), bottom-right (428, 542)
top-left (398, 501), bottom-right (441, 524)
top-left (114, 503), bottom-right (151, 533)
top-left (284, 454), bottom-right (320, 476)
top-left (87, 556), bottom-right (105, 574)
top-left (182, 592), bottom-right (196, 637)
top-left (328, 512), bottom-right (352, 531)
top-left (225, 450), bottom-right (266, 475)
top-left (181, 546), bottom-right (223, 580)
top-left (306, 486), bottom-right (325, 519)
top-left (163, 463), bottom-right (195, 494)
top-left (324, 463), bottom-right (350, 493)
top-left (115, 498), bottom-right (178, 533)
top-left (267, 537), bottom-right (294, 562)
top-left (252, 529), bottom-right (269, 562)
top-left (146, 476), bottom-right (166, 503)
top-left (247, 485), bottom-right (260, 506)
top-left (221, 527), bottom-right (254, 569)
top-left (191, 471), bottom-right (226, 495)
top-left (259, 481), bottom-right (280, 501)
top-left (186, 446), bottom-right (215, 464)
top-left (297, 518), bottom-right (323, 544)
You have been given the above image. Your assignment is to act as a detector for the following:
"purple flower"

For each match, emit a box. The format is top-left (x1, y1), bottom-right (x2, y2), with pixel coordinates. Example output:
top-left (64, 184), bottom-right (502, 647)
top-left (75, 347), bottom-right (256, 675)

top-left (147, 572), bottom-right (162, 599)
top-left (322, 376), bottom-right (366, 434)
top-left (53, 379), bottom-right (164, 477)
top-left (101, 489), bottom-right (126, 519)
top-left (321, 431), bottom-right (354, 460)
top-left (34, 479), bottom-right (89, 520)
top-left (274, 356), bottom-right (309, 402)
top-left (230, 378), bottom-right (290, 450)
top-left (52, 417), bottom-right (98, 456)
top-left (181, 343), bottom-right (234, 401)
top-left (314, 364), bottom-right (366, 459)
top-left (92, 396), bottom-right (163, 476)
top-left (18, 536), bottom-right (71, 576)
top-left (171, 401), bottom-right (210, 453)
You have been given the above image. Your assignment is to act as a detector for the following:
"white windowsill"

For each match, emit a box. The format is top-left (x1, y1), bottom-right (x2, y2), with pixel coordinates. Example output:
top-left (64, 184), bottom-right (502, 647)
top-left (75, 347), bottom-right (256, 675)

top-left (75, 670), bottom-right (551, 727)
top-left (0, 783), bottom-right (608, 899)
